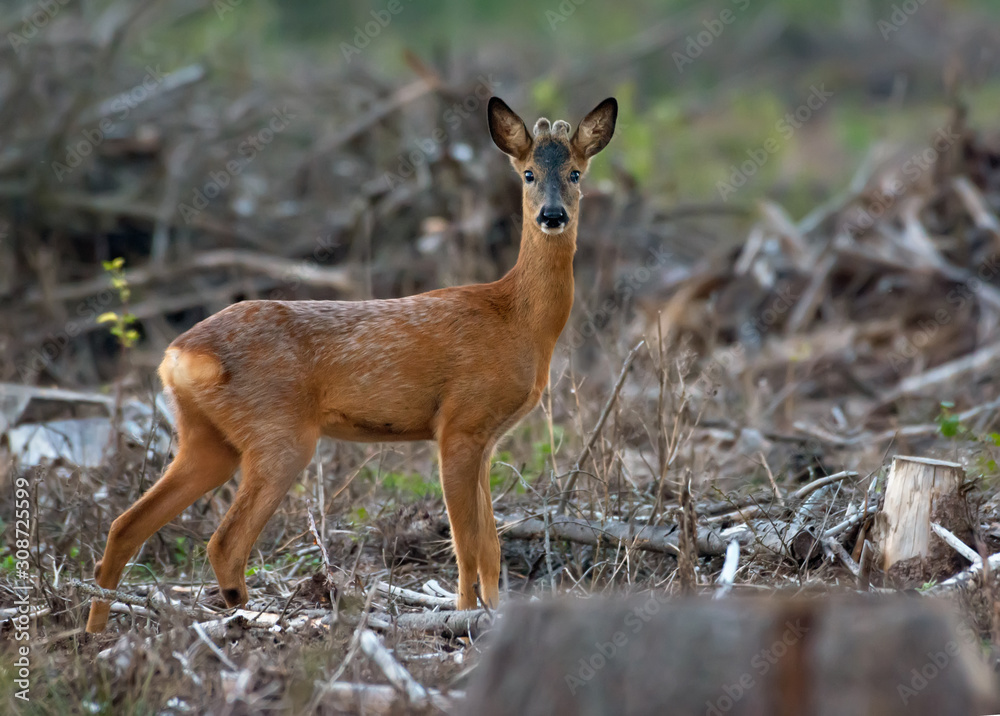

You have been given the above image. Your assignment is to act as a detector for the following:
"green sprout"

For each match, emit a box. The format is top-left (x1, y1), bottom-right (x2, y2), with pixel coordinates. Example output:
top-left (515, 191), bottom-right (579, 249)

top-left (96, 257), bottom-right (139, 348)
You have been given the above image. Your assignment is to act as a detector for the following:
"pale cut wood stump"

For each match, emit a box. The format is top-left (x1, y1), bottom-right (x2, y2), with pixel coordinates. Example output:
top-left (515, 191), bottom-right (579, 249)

top-left (461, 595), bottom-right (998, 716)
top-left (875, 455), bottom-right (975, 586)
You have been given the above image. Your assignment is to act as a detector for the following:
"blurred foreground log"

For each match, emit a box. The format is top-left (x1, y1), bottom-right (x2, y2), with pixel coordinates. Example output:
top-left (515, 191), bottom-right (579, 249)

top-left (462, 596), bottom-right (997, 716)
top-left (875, 455), bottom-right (975, 586)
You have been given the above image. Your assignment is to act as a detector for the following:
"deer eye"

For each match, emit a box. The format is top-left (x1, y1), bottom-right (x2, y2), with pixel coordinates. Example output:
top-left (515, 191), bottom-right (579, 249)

top-left (524, 170), bottom-right (534, 183)
top-left (569, 170), bottom-right (581, 183)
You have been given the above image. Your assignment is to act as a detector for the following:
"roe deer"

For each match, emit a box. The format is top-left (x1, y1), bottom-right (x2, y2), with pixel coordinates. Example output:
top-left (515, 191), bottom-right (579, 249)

top-left (86, 96), bottom-right (617, 633)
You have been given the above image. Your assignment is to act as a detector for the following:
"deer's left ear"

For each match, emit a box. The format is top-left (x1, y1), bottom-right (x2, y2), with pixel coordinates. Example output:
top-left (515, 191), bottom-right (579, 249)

top-left (571, 98), bottom-right (617, 159)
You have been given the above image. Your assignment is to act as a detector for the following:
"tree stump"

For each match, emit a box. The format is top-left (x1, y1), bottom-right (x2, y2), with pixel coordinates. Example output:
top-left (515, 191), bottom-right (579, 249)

top-left (461, 595), bottom-right (998, 716)
top-left (875, 455), bottom-right (975, 586)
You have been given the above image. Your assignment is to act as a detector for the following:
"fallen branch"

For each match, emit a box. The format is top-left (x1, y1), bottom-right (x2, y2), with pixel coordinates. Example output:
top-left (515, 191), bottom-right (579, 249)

top-left (360, 630), bottom-right (431, 708)
top-left (377, 581), bottom-right (455, 610)
top-left (192, 620), bottom-right (239, 671)
top-left (500, 513), bottom-right (733, 556)
top-left (931, 522), bottom-right (981, 565)
top-left (707, 471), bottom-right (859, 526)
top-left (321, 682), bottom-right (459, 714)
top-left (69, 579), bottom-right (214, 623)
top-left (714, 540), bottom-right (740, 598)
top-left (823, 504), bottom-right (879, 539)
top-left (77, 64), bottom-right (207, 125)
top-left (0, 607), bottom-right (50, 621)
top-left (952, 176), bottom-right (1000, 244)
top-left (930, 551), bottom-right (1000, 594)
top-left (22, 248), bottom-right (355, 308)
top-left (791, 471), bottom-right (858, 500)
top-left (795, 397), bottom-right (1000, 446)
top-left (367, 609), bottom-right (492, 639)
top-left (880, 342), bottom-right (1000, 405)
top-left (822, 538), bottom-right (860, 578)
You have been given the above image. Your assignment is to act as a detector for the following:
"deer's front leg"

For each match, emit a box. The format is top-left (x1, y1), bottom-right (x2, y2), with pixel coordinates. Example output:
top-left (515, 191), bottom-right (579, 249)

top-left (438, 429), bottom-right (499, 610)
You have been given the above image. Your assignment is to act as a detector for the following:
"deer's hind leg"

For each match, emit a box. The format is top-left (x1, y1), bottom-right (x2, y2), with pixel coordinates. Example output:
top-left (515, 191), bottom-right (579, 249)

top-left (207, 428), bottom-right (318, 608)
top-left (87, 397), bottom-right (240, 633)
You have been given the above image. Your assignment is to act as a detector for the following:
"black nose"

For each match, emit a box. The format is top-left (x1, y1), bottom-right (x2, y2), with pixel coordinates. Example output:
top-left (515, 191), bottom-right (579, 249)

top-left (538, 206), bottom-right (568, 229)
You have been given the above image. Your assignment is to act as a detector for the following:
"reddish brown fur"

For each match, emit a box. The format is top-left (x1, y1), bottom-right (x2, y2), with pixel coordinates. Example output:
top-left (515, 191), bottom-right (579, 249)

top-left (86, 97), bottom-right (616, 632)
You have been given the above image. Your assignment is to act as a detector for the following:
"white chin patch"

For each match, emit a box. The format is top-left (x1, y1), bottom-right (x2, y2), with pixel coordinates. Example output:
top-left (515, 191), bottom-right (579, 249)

top-left (538, 224), bottom-right (567, 236)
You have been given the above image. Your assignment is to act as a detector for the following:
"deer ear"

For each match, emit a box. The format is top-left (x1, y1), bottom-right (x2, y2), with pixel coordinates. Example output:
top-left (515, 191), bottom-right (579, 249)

top-left (488, 97), bottom-right (532, 160)
top-left (571, 98), bottom-right (617, 159)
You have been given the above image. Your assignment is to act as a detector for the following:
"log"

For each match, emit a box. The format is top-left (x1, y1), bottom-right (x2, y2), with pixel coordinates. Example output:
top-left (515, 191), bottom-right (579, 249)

top-left (499, 515), bottom-right (734, 556)
top-left (371, 609), bottom-right (491, 639)
top-left (461, 596), bottom-right (998, 716)
top-left (500, 514), bottom-right (817, 563)
top-left (875, 456), bottom-right (975, 586)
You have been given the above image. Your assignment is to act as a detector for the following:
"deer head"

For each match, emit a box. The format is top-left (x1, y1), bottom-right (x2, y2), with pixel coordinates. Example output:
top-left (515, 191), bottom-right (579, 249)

top-left (488, 96), bottom-right (617, 236)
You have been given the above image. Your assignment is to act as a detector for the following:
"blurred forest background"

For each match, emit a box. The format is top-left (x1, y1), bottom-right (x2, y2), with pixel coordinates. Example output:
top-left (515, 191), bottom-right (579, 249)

top-left (3, 0), bottom-right (1000, 386)
top-left (5, 0), bottom-right (1000, 713)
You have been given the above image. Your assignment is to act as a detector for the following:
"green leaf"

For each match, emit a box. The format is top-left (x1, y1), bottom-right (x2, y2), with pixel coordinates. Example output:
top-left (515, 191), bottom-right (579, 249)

top-left (96, 312), bottom-right (118, 323)
top-left (938, 415), bottom-right (961, 438)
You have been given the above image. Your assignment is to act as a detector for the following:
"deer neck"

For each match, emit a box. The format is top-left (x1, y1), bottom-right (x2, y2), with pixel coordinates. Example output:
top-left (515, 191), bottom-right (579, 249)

top-left (504, 219), bottom-right (577, 347)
